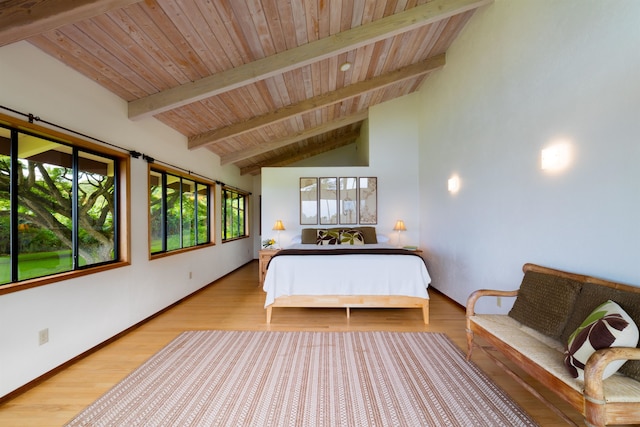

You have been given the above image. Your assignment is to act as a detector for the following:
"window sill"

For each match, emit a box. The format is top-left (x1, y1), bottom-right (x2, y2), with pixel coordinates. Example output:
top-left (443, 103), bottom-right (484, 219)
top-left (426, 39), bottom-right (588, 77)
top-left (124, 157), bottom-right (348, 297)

top-left (149, 242), bottom-right (216, 260)
top-left (0, 260), bottom-right (131, 296)
top-left (221, 235), bottom-right (251, 243)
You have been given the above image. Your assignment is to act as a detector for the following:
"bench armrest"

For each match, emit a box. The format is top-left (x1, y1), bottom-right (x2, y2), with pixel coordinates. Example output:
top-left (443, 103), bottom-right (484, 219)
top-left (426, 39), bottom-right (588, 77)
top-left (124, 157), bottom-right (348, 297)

top-left (466, 289), bottom-right (519, 317)
top-left (584, 347), bottom-right (640, 400)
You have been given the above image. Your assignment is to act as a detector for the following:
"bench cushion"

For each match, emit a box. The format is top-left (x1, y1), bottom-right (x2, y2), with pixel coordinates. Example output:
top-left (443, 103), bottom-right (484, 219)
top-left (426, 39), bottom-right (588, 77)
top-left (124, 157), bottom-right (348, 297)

top-left (470, 314), bottom-right (640, 403)
top-left (508, 271), bottom-right (583, 340)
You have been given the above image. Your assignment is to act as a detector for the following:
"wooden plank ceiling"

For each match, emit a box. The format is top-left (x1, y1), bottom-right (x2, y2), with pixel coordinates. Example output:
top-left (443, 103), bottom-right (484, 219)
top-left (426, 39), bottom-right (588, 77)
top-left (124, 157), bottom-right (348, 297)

top-left (0, 0), bottom-right (491, 175)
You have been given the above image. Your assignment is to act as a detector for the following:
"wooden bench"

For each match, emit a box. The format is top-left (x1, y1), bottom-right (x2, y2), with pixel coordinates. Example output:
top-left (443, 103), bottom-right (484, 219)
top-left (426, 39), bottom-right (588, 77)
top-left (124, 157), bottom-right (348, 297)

top-left (466, 263), bottom-right (640, 426)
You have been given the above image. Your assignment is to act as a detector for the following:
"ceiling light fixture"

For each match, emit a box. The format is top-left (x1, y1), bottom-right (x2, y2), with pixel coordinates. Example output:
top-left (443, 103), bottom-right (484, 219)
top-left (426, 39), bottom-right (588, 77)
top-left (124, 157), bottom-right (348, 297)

top-left (339, 62), bottom-right (352, 72)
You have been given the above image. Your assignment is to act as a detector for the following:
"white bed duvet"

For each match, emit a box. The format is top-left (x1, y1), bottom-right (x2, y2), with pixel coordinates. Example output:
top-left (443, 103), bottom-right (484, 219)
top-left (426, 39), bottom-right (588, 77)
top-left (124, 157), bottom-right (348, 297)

top-left (263, 243), bottom-right (431, 307)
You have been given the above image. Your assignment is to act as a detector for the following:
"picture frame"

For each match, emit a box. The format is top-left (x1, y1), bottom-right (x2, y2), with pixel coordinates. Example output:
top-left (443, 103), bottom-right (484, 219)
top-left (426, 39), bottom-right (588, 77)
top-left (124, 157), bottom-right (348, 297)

top-left (299, 177), bottom-right (318, 225)
top-left (338, 177), bottom-right (358, 224)
top-left (319, 177), bottom-right (338, 225)
top-left (358, 177), bottom-right (377, 224)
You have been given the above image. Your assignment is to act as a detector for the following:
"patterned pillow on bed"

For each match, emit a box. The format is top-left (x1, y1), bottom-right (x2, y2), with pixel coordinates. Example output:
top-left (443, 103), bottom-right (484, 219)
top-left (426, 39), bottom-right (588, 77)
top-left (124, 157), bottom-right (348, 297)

top-left (316, 229), bottom-right (341, 245)
top-left (340, 229), bottom-right (365, 245)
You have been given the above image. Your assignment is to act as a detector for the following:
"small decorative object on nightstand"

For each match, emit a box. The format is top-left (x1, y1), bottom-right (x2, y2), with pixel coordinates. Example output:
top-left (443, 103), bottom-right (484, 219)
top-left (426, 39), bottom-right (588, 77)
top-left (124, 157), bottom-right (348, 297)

top-left (259, 248), bottom-right (280, 286)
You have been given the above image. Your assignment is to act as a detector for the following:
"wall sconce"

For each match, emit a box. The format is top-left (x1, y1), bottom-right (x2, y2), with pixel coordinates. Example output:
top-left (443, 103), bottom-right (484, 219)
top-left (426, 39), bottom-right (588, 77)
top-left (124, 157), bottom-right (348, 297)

top-left (448, 175), bottom-right (460, 193)
top-left (393, 220), bottom-right (406, 247)
top-left (541, 143), bottom-right (571, 171)
top-left (272, 220), bottom-right (285, 248)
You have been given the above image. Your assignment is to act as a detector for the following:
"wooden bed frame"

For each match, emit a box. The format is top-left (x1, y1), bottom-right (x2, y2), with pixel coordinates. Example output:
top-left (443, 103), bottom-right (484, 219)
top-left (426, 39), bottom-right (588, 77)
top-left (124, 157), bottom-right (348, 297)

top-left (265, 295), bottom-right (429, 324)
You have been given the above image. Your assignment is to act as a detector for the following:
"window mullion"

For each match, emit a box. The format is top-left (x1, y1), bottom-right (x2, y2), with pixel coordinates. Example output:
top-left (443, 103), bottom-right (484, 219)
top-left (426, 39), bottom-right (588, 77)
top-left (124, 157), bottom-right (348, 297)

top-left (161, 173), bottom-right (168, 252)
top-left (112, 160), bottom-right (120, 260)
top-left (71, 148), bottom-right (79, 269)
top-left (9, 130), bottom-right (18, 283)
top-left (222, 189), bottom-right (227, 240)
top-left (179, 177), bottom-right (183, 249)
top-left (207, 185), bottom-right (211, 243)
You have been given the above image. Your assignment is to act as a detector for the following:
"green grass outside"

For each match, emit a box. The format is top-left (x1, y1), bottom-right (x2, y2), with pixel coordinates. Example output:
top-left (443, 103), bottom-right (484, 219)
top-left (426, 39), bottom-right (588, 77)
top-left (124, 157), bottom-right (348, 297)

top-left (0, 250), bottom-right (73, 284)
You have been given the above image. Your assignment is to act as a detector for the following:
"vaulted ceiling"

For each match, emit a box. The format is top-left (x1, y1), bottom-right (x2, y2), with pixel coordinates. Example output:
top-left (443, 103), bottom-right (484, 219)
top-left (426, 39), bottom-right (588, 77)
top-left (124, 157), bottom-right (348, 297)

top-left (0, 0), bottom-right (490, 175)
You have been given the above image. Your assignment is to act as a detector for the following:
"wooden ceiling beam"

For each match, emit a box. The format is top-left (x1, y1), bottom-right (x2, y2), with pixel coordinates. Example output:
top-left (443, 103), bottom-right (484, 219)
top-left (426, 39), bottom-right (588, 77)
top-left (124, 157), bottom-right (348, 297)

top-left (240, 131), bottom-right (361, 176)
top-left (0, 0), bottom-right (140, 47)
top-left (188, 54), bottom-right (445, 150)
top-left (219, 110), bottom-right (369, 166)
top-left (128, 0), bottom-right (491, 119)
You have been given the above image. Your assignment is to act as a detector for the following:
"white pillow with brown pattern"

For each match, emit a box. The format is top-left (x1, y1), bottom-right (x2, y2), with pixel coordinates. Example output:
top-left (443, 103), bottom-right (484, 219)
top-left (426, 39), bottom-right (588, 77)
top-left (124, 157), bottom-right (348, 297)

top-left (564, 300), bottom-right (639, 380)
top-left (339, 229), bottom-right (365, 245)
top-left (316, 229), bottom-right (340, 245)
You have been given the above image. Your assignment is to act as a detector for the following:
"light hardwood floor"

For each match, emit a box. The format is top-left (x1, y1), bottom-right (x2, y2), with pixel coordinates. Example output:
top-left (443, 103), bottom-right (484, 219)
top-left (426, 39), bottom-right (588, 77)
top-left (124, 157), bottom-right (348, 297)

top-left (0, 261), bottom-right (590, 426)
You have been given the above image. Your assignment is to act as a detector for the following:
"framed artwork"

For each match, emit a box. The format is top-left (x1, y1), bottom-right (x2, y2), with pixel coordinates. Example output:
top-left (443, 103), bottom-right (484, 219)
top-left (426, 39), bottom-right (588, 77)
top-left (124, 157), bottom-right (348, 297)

top-left (358, 177), bottom-right (377, 224)
top-left (339, 177), bottom-right (358, 224)
top-left (319, 177), bottom-right (338, 225)
top-left (299, 177), bottom-right (318, 225)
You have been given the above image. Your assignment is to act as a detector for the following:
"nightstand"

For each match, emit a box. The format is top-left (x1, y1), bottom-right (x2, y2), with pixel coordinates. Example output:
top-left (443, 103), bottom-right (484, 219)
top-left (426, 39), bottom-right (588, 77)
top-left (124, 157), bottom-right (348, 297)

top-left (258, 248), bottom-right (280, 286)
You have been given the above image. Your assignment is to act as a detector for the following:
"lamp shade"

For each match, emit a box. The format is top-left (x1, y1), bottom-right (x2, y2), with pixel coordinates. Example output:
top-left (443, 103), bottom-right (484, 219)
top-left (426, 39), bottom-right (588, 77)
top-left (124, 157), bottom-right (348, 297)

top-left (272, 220), bottom-right (285, 231)
top-left (393, 220), bottom-right (406, 231)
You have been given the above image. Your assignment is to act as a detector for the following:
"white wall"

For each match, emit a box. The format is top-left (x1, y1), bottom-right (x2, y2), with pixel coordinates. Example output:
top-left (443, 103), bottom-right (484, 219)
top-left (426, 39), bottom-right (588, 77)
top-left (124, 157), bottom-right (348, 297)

top-left (289, 119), bottom-right (369, 169)
top-left (0, 42), bottom-right (255, 397)
top-left (261, 96), bottom-right (422, 248)
top-left (417, 0), bottom-right (640, 312)
top-left (289, 142), bottom-right (361, 168)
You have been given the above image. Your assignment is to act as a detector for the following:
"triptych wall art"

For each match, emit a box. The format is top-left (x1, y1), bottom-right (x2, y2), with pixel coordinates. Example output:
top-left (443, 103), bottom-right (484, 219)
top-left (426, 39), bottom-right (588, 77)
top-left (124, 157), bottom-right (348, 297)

top-left (300, 177), bottom-right (377, 225)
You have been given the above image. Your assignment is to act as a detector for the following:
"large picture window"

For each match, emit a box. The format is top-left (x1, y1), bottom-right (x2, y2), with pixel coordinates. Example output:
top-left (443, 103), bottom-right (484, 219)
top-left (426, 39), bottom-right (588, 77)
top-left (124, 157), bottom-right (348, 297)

top-left (149, 168), bottom-right (211, 255)
top-left (0, 122), bottom-right (124, 288)
top-left (222, 187), bottom-right (249, 242)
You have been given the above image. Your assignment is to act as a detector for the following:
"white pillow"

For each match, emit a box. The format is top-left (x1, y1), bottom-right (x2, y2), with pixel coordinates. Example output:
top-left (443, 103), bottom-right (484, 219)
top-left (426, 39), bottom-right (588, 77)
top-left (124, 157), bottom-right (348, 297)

top-left (564, 300), bottom-right (639, 380)
top-left (376, 234), bottom-right (389, 243)
top-left (290, 234), bottom-right (302, 244)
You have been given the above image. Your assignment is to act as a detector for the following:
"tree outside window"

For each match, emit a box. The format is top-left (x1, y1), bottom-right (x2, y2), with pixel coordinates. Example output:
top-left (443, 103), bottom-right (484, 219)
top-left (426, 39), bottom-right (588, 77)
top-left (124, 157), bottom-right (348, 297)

top-left (0, 126), bottom-right (118, 285)
top-left (149, 169), bottom-right (210, 255)
top-left (222, 187), bottom-right (249, 241)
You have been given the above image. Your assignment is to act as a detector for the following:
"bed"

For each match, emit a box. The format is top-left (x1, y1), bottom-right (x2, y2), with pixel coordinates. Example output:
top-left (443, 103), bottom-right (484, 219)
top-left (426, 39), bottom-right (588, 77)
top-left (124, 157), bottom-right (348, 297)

top-left (262, 239), bottom-right (431, 324)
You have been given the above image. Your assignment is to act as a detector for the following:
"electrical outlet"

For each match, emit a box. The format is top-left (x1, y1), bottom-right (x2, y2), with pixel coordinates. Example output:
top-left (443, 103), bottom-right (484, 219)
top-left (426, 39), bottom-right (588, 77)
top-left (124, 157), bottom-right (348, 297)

top-left (39, 328), bottom-right (49, 345)
top-left (189, 271), bottom-right (192, 279)
top-left (496, 297), bottom-right (502, 307)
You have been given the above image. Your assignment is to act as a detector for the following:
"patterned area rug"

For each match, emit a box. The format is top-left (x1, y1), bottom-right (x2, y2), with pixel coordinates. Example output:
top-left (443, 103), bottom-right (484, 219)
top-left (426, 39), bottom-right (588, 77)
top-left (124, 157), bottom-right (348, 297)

top-left (66, 331), bottom-right (538, 427)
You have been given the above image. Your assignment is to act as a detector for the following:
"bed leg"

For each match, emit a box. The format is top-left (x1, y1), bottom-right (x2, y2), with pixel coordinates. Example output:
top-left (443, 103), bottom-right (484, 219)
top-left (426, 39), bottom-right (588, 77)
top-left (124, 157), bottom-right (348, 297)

top-left (422, 302), bottom-right (429, 325)
top-left (266, 306), bottom-right (272, 324)
top-left (346, 307), bottom-right (350, 319)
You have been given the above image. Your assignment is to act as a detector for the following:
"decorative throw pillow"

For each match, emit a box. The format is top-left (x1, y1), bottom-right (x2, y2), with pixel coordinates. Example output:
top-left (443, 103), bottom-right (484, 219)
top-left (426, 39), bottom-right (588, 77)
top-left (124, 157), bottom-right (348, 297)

top-left (564, 300), bottom-right (639, 380)
top-left (301, 228), bottom-right (318, 244)
top-left (339, 229), bottom-right (365, 245)
top-left (560, 282), bottom-right (640, 382)
top-left (316, 229), bottom-right (340, 245)
top-left (508, 272), bottom-right (583, 339)
top-left (354, 226), bottom-right (377, 244)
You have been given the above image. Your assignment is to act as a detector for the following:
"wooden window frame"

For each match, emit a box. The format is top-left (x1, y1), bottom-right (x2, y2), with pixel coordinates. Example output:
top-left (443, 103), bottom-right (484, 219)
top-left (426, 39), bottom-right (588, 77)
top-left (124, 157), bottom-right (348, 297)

top-left (0, 112), bottom-right (130, 296)
top-left (221, 186), bottom-right (250, 242)
top-left (148, 164), bottom-right (215, 259)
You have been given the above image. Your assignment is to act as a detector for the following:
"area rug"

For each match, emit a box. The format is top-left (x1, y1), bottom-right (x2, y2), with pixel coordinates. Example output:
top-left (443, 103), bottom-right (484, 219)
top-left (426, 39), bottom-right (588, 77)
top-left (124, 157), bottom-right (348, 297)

top-left (65, 331), bottom-right (538, 426)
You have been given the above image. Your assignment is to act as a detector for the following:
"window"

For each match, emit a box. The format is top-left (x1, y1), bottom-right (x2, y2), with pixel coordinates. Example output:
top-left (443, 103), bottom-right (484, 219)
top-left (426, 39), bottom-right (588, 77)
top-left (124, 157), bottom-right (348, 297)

top-left (149, 168), bottom-right (211, 255)
top-left (222, 187), bottom-right (249, 241)
top-left (0, 119), bottom-right (126, 289)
